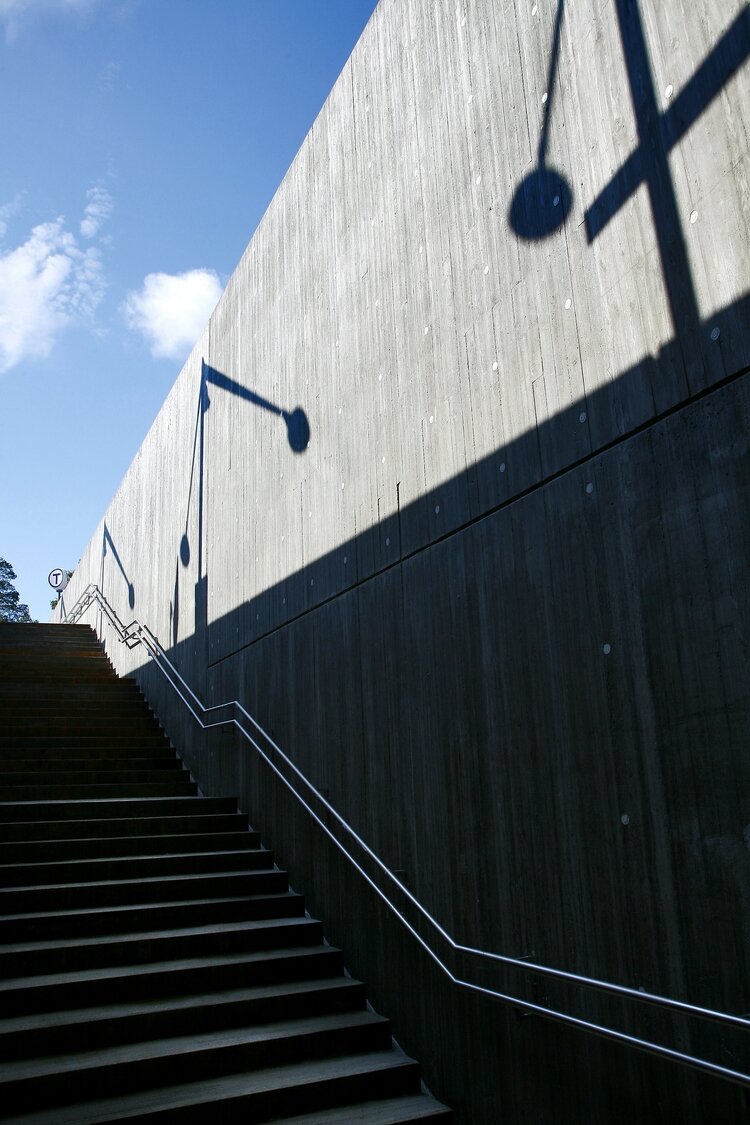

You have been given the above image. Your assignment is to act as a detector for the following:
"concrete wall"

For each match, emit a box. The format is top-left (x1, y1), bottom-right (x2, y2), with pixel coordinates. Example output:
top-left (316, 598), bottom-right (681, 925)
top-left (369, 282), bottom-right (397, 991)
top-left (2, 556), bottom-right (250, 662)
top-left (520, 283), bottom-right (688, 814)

top-left (58, 1), bottom-right (750, 1121)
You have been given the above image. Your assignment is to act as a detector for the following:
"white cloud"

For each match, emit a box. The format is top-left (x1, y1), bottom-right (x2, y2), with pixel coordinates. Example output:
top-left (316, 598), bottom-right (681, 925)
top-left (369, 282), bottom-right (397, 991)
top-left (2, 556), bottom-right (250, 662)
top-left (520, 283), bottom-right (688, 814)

top-left (0, 213), bottom-right (106, 374)
top-left (80, 184), bottom-right (113, 239)
top-left (122, 269), bottom-right (223, 361)
top-left (0, 0), bottom-right (101, 41)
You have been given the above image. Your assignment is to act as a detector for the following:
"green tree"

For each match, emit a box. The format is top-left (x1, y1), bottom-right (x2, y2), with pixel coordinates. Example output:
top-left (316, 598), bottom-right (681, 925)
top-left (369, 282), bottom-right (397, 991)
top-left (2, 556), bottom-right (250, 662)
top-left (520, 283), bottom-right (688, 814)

top-left (0, 558), bottom-right (32, 622)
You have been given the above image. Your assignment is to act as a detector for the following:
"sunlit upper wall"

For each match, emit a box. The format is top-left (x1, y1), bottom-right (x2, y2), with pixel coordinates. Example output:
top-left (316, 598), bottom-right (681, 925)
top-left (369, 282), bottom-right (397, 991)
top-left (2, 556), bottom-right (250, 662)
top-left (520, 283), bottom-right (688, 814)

top-left (199, 0), bottom-right (749, 659)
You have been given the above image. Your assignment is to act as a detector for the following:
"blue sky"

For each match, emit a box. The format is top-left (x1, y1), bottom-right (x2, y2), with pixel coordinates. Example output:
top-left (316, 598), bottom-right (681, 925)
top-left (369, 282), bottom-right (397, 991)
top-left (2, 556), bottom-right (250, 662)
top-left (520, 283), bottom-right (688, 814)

top-left (0, 0), bottom-right (378, 620)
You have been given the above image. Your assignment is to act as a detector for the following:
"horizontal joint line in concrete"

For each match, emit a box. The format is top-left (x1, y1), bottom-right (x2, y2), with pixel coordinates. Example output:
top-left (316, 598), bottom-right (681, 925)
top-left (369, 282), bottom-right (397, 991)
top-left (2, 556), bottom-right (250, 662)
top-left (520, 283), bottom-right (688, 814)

top-left (208, 360), bottom-right (750, 669)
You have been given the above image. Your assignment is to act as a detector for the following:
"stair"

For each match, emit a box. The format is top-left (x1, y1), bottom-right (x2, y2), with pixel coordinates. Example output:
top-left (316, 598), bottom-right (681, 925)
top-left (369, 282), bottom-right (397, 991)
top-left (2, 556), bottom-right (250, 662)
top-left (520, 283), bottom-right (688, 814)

top-left (0, 623), bottom-right (451, 1124)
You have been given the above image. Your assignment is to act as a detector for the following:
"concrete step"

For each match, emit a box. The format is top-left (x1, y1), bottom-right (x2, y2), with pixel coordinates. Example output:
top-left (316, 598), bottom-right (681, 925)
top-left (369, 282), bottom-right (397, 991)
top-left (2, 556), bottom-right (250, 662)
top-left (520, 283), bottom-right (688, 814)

top-left (1, 715), bottom-right (161, 734)
top-left (0, 845), bottom-right (273, 886)
top-left (0, 640), bottom-right (108, 653)
top-left (0, 624), bottom-right (97, 642)
top-left (0, 710), bottom-right (154, 728)
top-left (0, 796), bottom-right (236, 824)
top-left (0, 941), bottom-right (342, 1016)
top-left (266, 1095), bottom-right (454, 1123)
top-left (0, 669), bottom-right (121, 684)
top-left (0, 684), bottom-right (143, 702)
top-left (0, 760), bottom-right (183, 777)
top-left (0, 698), bottom-right (151, 715)
top-left (0, 781), bottom-right (199, 801)
top-left (0, 976), bottom-right (367, 1061)
top-left (0, 913), bottom-right (333, 977)
top-left (0, 890), bottom-right (305, 943)
top-left (0, 1049), bottom-right (421, 1124)
top-left (0, 728), bottom-right (165, 746)
top-left (0, 744), bottom-right (179, 762)
top-left (0, 637), bottom-right (122, 653)
top-left (0, 811), bottom-right (248, 843)
top-left (0, 650), bottom-right (105, 661)
top-left (0, 734), bottom-right (172, 750)
top-left (0, 1012), bottom-right (393, 1115)
top-left (0, 829), bottom-right (260, 865)
top-left (0, 866), bottom-right (288, 915)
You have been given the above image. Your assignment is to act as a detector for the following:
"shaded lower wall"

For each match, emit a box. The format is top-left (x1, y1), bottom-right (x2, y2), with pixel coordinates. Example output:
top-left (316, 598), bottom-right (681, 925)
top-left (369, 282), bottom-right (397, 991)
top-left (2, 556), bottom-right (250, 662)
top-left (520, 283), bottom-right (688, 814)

top-left (77, 364), bottom-right (749, 1124)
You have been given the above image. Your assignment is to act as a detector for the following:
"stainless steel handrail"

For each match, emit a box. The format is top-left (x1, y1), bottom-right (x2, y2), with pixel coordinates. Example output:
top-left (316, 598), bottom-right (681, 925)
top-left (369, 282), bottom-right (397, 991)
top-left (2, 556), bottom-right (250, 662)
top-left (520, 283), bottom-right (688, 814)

top-left (63, 583), bottom-right (750, 1086)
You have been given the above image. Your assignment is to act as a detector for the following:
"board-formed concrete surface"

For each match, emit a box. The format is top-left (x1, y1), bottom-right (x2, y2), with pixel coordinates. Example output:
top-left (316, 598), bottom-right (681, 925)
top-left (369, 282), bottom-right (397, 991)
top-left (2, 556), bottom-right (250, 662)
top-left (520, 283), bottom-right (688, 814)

top-left (57, 1), bottom-right (750, 1121)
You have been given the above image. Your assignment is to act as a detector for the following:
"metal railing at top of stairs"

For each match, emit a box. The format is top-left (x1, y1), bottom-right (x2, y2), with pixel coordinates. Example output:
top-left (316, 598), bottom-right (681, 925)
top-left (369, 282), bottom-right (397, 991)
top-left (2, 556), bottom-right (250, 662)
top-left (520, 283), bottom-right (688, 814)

top-left (63, 582), bottom-right (750, 1087)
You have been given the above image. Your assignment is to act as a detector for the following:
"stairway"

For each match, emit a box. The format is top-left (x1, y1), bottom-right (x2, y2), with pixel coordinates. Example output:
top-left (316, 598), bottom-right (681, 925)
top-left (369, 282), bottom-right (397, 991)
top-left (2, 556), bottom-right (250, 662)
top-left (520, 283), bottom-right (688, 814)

top-left (0, 623), bottom-right (451, 1124)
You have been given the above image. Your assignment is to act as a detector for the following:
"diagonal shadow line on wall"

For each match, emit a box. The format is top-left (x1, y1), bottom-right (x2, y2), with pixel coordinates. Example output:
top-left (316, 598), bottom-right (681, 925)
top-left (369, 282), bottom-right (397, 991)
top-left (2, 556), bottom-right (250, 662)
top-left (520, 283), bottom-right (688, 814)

top-left (196, 290), bottom-right (749, 669)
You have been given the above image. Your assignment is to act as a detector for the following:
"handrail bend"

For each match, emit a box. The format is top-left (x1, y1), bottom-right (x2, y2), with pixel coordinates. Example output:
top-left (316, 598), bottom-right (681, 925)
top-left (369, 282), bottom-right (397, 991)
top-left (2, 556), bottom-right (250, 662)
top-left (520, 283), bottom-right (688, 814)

top-left (63, 583), bottom-right (750, 1087)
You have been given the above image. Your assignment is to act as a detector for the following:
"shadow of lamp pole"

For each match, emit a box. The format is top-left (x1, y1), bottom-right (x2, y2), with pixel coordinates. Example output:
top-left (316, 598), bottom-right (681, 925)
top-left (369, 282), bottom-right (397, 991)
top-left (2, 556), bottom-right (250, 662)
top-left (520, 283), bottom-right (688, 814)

top-left (509, 0), bottom-right (573, 240)
top-left (180, 362), bottom-right (311, 569)
top-left (203, 365), bottom-right (310, 453)
top-left (171, 362), bottom-right (312, 647)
